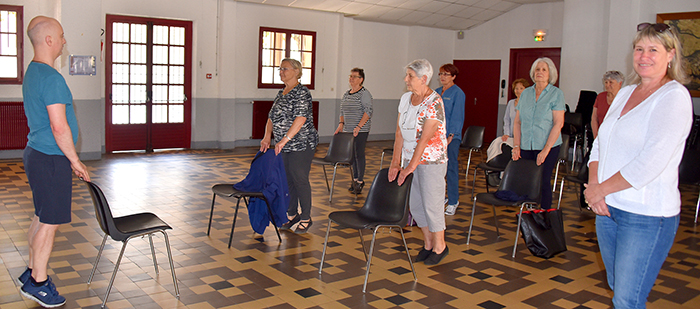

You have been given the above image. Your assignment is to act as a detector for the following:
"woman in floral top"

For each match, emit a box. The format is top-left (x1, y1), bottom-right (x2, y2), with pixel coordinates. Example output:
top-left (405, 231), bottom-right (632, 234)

top-left (388, 59), bottom-right (449, 266)
top-left (260, 58), bottom-right (318, 234)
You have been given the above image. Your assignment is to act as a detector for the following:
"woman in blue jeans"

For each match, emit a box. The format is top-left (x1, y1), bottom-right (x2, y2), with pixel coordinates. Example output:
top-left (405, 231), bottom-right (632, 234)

top-left (584, 22), bottom-right (692, 308)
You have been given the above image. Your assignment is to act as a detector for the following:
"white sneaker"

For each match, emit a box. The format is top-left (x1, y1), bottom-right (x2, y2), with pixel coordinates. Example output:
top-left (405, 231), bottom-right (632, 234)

top-left (445, 203), bottom-right (458, 215)
top-left (444, 198), bottom-right (449, 205)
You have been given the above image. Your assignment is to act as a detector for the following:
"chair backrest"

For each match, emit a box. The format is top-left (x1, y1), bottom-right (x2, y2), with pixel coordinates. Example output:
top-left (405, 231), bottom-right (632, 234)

top-left (498, 159), bottom-right (544, 201)
top-left (461, 126), bottom-right (485, 149)
top-left (84, 181), bottom-right (124, 241)
top-left (358, 168), bottom-right (413, 225)
top-left (558, 134), bottom-right (570, 160)
top-left (575, 90), bottom-right (597, 126)
top-left (486, 143), bottom-right (512, 169)
top-left (563, 113), bottom-right (583, 136)
top-left (679, 148), bottom-right (700, 185)
top-left (325, 132), bottom-right (355, 163)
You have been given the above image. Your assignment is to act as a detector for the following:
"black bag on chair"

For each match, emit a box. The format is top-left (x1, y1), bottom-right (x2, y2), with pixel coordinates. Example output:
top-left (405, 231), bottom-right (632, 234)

top-left (516, 209), bottom-right (567, 258)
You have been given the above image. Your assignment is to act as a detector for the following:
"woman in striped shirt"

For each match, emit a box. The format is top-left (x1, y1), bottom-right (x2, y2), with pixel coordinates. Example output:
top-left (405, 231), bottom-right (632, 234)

top-left (335, 68), bottom-right (373, 194)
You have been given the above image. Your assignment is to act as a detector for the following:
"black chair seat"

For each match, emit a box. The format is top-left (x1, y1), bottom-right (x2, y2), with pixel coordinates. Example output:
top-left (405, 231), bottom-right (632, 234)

top-left (212, 184), bottom-right (265, 199)
top-left (474, 193), bottom-right (537, 207)
top-left (113, 213), bottom-right (171, 240)
top-left (328, 211), bottom-right (400, 230)
top-left (311, 157), bottom-right (335, 165)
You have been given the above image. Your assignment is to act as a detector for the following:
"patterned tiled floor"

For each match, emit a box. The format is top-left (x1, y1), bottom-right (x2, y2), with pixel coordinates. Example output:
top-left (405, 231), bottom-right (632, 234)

top-left (1, 141), bottom-right (700, 308)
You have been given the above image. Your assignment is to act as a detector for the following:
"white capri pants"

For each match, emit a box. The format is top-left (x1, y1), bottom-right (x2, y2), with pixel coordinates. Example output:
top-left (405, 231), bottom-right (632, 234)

top-left (408, 163), bottom-right (447, 232)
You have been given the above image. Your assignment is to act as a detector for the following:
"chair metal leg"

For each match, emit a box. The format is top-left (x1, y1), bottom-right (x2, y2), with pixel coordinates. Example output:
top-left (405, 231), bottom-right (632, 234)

top-left (207, 193), bottom-right (217, 235)
top-left (397, 227), bottom-right (417, 282)
top-left (149, 234), bottom-right (159, 275)
top-left (467, 197), bottom-right (477, 245)
top-left (571, 138), bottom-right (578, 172)
top-left (358, 229), bottom-right (368, 261)
top-left (319, 218), bottom-right (333, 274)
top-left (695, 189), bottom-right (700, 223)
top-left (329, 164), bottom-right (339, 202)
top-left (470, 166), bottom-right (479, 200)
top-left (492, 205), bottom-right (500, 237)
top-left (88, 234), bottom-right (109, 284)
top-left (261, 197), bottom-right (282, 242)
top-left (553, 161), bottom-right (561, 192)
top-left (362, 228), bottom-right (380, 293)
top-left (160, 231), bottom-right (179, 298)
top-left (557, 177), bottom-right (565, 209)
top-left (321, 165), bottom-right (330, 191)
top-left (465, 150), bottom-right (473, 181)
top-left (101, 238), bottom-right (131, 308)
top-left (512, 204), bottom-right (526, 258)
top-left (228, 197), bottom-right (242, 248)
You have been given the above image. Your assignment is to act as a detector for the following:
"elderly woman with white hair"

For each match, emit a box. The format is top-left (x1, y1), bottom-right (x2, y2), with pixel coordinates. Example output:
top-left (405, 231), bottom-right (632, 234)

top-left (512, 57), bottom-right (566, 210)
top-left (591, 70), bottom-right (625, 137)
top-left (388, 59), bottom-right (449, 266)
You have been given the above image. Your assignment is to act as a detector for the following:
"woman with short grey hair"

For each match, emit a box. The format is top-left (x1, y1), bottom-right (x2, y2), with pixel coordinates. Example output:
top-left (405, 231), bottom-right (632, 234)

top-left (389, 59), bottom-right (449, 265)
top-left (592, 70), bottom-right (625, 137)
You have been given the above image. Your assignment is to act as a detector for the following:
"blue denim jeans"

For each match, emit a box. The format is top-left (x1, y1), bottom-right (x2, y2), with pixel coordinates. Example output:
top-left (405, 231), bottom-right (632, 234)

top-left (596, 206), bottom-right (680, 309)
top-left (446, 139), bottom-right (461, 205)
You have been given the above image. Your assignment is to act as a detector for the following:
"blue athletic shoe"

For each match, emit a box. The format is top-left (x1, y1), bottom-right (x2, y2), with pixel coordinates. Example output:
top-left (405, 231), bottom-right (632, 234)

top-left (17, 267), bottom-right (31, 286)
top-left (20, 276), bottom-right (66, 308)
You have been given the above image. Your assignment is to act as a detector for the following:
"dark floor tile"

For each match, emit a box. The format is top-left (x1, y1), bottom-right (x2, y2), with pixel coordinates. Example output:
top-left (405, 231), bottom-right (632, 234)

top-left (294, 287), bottom-right (321, 298)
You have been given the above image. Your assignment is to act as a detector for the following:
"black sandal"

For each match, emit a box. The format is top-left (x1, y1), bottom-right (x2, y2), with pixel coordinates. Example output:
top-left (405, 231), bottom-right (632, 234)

top-left (294, 220), bottom-right (313, 234)
top-left (353, 181), bottom-right (365, 194)
top-left (280, 214), bottom-right (300, 231)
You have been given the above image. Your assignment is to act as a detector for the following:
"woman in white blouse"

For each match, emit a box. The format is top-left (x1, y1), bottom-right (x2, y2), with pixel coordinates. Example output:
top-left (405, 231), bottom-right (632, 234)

top-left (584, 23), bottom-right (692, 308)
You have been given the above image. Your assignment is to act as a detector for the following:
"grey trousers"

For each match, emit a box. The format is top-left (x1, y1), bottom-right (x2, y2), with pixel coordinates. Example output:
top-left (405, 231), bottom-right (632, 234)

top-left (283, 147), bottom-right (314, 220)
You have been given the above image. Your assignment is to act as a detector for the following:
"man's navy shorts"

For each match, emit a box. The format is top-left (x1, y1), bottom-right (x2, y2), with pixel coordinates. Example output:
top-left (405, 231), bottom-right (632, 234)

top-left (23, 146), bottom-right (73, 224)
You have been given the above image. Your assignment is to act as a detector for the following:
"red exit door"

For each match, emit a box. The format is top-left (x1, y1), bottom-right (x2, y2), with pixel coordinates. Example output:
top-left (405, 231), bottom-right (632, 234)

top-left (453, 60), bottom-right (501, 143)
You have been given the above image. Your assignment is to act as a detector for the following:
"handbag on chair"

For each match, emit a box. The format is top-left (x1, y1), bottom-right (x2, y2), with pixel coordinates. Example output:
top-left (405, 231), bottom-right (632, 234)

top-left (516, 209), bottom-right (567, 258)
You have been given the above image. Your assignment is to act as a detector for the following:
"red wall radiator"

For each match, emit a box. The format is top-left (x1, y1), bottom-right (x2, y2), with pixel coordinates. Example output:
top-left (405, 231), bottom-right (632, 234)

top-left (0, 102), bottom-right (29, 150)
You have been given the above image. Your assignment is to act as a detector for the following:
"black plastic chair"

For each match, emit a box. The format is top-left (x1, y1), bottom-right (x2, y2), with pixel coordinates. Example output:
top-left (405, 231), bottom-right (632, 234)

top-left (312, 132), bottom-right (355, 201)
top-left (679, 148), bottom-right (700, 222)
top-left (471, 143), bottom-right (512, 200)
top-left (556, 155), bottom-right (589, 211)
top-left (84, 181), bottom-right (179, 308)
top-left (552, 134), bottom-right (570, 192)
top-left (461, 126), bottom-right (485, 179)
top-left (207, 185), bottom-right (282, 248)
top-left (467, 159), bottom-right (543, 258)
top-left (318, 168), bottom-right (415, 293)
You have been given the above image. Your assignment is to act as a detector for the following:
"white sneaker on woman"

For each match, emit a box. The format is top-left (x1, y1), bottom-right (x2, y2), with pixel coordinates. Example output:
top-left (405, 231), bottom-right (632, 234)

top-left (445, 203), bottom-right (458, 215)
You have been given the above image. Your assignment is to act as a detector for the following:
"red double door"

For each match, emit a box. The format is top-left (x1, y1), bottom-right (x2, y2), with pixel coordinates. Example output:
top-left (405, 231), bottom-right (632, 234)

top-left (105, 14), bottom-right (193, 152)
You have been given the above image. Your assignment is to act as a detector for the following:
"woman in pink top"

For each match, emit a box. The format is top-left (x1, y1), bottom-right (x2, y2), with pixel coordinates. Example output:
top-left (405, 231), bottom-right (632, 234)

top-left (591, 71), bottom-right (624, 137)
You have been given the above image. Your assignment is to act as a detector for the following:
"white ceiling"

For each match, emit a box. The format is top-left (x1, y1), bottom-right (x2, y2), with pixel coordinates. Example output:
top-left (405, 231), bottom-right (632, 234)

top-left (236, 0), bottom-right (561, 30)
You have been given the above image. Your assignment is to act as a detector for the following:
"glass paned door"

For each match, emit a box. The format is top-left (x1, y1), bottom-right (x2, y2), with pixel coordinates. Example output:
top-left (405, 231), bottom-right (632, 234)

top-left (106, 15), bottom-right (192, 152)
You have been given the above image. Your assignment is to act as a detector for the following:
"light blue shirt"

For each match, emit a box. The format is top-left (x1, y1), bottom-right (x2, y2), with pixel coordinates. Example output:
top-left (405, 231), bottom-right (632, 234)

top-left (22, 62), bottom-right (78, 155)
top-left (516, 84), bottom-right (565, 150)
top-left (435, 84), bottom-right (465, 141)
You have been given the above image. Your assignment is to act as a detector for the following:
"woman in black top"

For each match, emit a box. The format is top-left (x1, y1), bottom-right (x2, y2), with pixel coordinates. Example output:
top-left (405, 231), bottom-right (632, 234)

top-left (260, 58), bottom-right (318, 234)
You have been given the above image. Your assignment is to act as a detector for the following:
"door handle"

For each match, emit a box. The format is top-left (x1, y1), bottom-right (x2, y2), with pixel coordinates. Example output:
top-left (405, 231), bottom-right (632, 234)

top-left (474, 97), bottom-right (477, 105)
